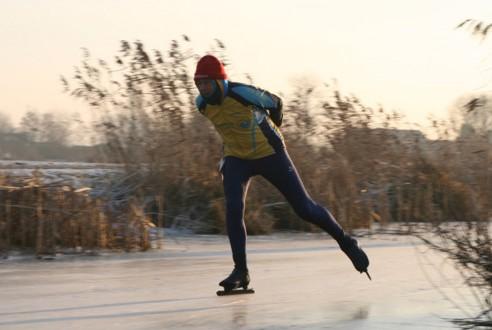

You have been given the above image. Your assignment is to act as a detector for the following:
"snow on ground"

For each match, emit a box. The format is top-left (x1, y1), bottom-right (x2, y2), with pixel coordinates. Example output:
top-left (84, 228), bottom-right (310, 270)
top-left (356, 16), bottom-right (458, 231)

top-left (0, 160), bottom-right (122, 170)
top-left (0, 233), bottom-right (481, 329)
top-left (0, 160), bottom-right (125, 196)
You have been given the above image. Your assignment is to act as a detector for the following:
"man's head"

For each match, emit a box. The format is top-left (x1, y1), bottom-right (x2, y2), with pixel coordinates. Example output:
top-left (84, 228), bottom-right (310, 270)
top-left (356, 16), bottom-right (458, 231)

top-left (194, 55), bottom-right (228, 104)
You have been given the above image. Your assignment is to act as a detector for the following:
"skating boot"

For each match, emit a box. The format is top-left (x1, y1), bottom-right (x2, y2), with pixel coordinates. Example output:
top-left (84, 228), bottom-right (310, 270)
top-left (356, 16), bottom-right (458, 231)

top-left (216, 268), bottom-right (255, 296)
top-left (339, 235), bottom-right (372, 280)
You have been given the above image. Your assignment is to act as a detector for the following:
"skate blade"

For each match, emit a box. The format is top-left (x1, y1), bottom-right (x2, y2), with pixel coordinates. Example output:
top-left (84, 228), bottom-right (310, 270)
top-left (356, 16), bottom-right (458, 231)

top-left (216, 288), bottom-right (255, 296)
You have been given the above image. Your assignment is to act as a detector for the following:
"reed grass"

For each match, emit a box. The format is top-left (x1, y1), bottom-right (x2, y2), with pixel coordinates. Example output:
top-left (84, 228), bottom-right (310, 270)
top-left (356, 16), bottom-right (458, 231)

top-left (0, 173), bottom-right (154, 256)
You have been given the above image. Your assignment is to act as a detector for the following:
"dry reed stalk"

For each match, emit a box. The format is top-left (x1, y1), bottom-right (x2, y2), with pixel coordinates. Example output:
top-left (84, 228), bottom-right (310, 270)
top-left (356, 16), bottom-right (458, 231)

top-left (155, 194), bottom-right (164, 248)
top-left (95, 199), bottom-right (108, 248)
top-left (5, 196), bottom-right (11, 254)
top-left (35, 187), bottom-right (44, 256)
top-left (128, 200), bottom-right (151, 251)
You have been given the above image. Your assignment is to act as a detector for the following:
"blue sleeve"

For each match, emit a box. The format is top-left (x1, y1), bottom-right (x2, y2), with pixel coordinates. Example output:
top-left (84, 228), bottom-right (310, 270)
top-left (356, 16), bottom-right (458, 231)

top-left (230, 84), bottom-right (278, 109)
top-left (229, 83), bottom-right (283, 126)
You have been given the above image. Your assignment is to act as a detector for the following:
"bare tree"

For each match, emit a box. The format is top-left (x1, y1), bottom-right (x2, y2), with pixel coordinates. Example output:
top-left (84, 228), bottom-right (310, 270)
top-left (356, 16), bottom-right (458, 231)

top-left (0, 112), bottom-right (14, 134)
top-left (38, 113), bottom-right (71, 145)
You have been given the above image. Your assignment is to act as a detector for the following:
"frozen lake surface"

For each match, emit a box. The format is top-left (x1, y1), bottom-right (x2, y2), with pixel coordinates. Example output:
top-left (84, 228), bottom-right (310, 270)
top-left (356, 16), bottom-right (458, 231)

top-left (0, 233), bottom-right (480, 329)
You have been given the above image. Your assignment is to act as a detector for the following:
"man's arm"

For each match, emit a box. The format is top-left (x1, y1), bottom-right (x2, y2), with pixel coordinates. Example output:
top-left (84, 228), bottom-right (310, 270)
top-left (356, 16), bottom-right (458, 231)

top-left (229, 83), bottom-right (284, 127)
top-left (267, 94), bottom-right (283, 127)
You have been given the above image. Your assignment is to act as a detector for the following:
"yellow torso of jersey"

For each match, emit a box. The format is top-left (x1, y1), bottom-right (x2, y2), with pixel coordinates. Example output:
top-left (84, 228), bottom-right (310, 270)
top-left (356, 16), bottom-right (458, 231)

top-left (203, 97), bottom-right (283, 159)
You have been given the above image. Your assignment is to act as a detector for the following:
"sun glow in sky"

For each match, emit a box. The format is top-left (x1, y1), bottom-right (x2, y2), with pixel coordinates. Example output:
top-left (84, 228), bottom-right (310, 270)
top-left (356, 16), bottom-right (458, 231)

top-left (1, 0), bottom-right (492, 129)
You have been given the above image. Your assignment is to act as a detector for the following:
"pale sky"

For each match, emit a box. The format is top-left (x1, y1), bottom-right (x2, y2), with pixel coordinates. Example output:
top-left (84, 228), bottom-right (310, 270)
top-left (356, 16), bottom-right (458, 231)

top-left (1, 0), bottom-right (492, 129)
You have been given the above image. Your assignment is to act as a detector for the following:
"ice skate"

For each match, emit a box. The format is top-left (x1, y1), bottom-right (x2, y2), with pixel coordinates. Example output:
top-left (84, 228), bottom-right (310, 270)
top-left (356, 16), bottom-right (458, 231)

top-left (339, 235), bottom-right (372, 280)
top-left (216, 268), bottom-right (254, 296)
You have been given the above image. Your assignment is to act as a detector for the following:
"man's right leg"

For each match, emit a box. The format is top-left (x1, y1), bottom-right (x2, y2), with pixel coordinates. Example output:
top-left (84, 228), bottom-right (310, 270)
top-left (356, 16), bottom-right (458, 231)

top-left (221, 156), bottom-right (252, 272)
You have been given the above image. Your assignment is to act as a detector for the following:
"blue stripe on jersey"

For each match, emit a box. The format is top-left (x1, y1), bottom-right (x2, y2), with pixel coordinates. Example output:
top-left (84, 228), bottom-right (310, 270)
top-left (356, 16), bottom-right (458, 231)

top-left (221, 79), bottom-right (229, 96)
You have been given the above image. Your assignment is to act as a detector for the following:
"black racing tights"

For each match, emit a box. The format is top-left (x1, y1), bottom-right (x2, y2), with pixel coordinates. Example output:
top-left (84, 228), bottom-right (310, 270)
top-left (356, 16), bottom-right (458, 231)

top-left (221, 149), bottom-right (346, 271)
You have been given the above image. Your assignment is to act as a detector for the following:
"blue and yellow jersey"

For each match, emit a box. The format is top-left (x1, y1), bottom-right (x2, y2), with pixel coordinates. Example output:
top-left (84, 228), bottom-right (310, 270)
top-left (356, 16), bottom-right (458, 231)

top-left (196, 82), bottom-right (285, 160)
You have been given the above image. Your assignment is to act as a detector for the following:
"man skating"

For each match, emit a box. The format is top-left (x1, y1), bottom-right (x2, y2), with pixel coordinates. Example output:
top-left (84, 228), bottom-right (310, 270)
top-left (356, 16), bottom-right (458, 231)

top-left (193, 55), bottom-right (370, 295)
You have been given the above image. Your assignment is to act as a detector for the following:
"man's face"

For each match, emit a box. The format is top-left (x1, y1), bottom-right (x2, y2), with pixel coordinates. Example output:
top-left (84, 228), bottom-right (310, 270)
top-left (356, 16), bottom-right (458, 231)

top-left (195, 79), bottom-right (216, 97)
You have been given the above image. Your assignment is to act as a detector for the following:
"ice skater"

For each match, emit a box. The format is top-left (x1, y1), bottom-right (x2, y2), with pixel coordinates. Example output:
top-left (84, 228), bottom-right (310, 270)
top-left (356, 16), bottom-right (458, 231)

top-left (193, 55), bottom-right (370, 295)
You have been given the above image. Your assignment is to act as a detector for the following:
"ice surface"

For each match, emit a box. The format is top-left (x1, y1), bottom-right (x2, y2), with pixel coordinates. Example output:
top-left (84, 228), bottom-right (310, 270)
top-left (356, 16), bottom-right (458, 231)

top-left (0, 233), bottom-right (480, 329)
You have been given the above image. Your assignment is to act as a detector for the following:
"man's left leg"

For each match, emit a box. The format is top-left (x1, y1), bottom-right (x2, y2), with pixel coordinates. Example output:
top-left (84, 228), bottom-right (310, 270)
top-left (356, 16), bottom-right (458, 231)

top-left (254, 150), bottom-right (370, 277)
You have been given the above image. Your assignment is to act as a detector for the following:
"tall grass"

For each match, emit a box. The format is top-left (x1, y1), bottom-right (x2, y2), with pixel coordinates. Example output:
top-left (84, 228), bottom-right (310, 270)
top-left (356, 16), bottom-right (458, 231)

top-left (58, 38), bottom-right (487, 236)
top-left (0, 172), bottom-right (153, 256)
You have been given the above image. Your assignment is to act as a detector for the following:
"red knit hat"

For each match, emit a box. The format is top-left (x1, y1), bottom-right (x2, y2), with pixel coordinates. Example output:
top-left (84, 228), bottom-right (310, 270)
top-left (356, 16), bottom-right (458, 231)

top-left (194, 55), bottom-right (227, 80)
